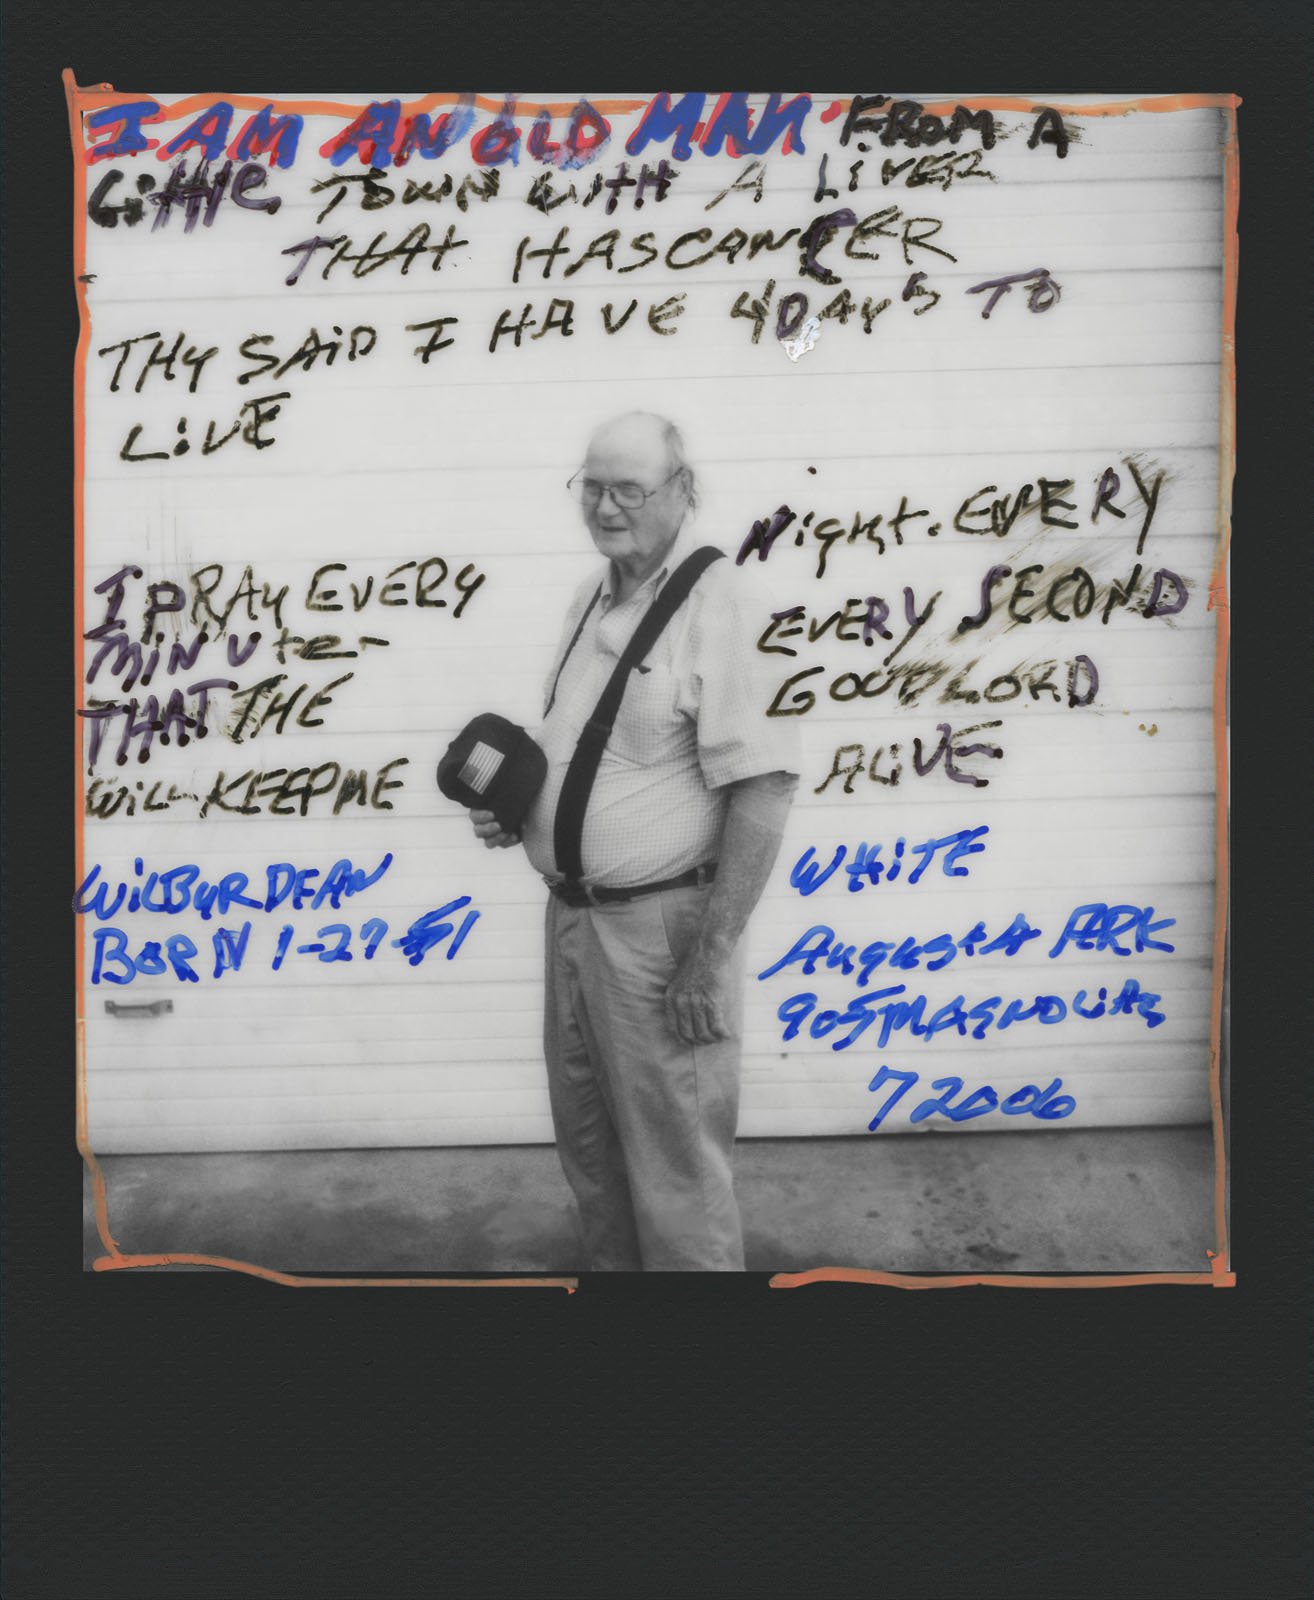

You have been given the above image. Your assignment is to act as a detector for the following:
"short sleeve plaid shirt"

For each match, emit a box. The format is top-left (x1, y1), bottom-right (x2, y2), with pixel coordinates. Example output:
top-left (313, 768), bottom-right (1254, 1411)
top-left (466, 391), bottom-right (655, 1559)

top-left (521, 529), bottom-right (802, 889)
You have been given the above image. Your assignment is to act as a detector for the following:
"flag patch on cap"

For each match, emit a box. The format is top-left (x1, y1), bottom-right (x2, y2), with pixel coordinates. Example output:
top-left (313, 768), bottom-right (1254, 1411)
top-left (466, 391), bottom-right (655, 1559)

top-left (457, 740), bottom-right (505, 794)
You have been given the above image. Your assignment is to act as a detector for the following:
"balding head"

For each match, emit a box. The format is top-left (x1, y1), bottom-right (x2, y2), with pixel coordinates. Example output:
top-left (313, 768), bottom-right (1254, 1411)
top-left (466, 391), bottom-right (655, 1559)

top-left (575, 412), bottom-right (696, 597)
top-left (584, 412), bottom-right (697, 509)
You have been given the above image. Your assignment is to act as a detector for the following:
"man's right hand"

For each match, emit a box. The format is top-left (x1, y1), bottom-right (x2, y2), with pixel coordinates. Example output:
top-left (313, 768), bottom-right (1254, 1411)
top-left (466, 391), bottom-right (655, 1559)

top-left (470, 808), bottom-right (521, 849)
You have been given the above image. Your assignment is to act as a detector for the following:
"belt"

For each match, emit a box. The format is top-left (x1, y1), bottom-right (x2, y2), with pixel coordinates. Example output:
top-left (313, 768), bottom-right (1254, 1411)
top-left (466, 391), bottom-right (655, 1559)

top-left (547, 863), bottom-right (717, 908)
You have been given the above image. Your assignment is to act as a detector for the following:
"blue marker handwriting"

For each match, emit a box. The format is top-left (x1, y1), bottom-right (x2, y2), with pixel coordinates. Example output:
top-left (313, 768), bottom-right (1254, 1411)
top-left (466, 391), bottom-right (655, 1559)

top-left (866, 1065), bottom-right (1076, 1130)
top-left (73, 854), bottom-right (393, 921)
top-left (88, 896), bottom-right (479, 985)
top-left (774, 976), bottom-right (1167, 1053)
top-left (1047, 902), bottom-right (1177, 959)
top-left (271, 898), bottom-right (479, 970)
top-left (790, 825), bottom-right (989, 896)
top-left (759, 902), bottom-right (1175, 988)
top-left (761, 912), bottom-right (1041, 986)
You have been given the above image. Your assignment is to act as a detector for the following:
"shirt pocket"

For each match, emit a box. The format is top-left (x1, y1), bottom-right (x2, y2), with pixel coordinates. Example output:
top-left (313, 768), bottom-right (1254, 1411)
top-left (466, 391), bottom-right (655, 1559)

top-left (605, 662), bottom-right (691, 769)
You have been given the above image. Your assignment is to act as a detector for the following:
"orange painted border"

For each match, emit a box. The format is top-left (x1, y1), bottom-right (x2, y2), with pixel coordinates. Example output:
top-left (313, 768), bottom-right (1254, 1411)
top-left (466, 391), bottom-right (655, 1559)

top-left (772, 1257), bottom-right (1237, 1290)
top-left (93, 1256), bottom-right (574, 1287)
top-left (1205, 104), bottom-right (1237, 1291)
top-left (65, 78), bottom-right (1235, 1291)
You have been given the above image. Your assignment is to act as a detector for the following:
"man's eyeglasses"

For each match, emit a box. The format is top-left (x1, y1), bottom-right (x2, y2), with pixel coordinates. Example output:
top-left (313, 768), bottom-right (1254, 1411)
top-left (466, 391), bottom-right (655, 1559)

top-left (567, 468), bottom-right (683, 511)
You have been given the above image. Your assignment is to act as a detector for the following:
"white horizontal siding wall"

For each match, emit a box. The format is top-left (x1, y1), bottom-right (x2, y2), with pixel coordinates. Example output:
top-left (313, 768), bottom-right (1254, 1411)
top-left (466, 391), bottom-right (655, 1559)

top-left (76, 91), bottom-right (1228, 1151)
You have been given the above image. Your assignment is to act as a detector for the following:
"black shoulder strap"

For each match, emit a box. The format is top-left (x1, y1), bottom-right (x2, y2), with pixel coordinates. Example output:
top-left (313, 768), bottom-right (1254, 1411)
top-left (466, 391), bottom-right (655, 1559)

top-left (553, 546), bottom-right (725, 884)
top-left (544, 583), bottom-right (603, 717)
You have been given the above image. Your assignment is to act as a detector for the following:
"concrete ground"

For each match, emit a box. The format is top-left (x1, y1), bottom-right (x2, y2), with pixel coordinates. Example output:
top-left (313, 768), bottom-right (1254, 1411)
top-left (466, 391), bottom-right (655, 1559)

top-left (83, 1127), bottom-right (1216, 1274)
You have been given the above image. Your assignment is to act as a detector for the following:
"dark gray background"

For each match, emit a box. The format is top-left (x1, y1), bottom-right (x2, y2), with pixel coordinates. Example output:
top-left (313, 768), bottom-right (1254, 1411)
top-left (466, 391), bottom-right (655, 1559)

top-left (3, 3), bottom-right (1311, 1595)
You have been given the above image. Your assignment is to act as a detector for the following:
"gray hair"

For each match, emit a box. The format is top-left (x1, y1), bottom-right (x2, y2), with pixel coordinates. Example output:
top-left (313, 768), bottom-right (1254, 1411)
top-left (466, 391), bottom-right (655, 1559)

top-left (660, 417), bottom-right (699, 514)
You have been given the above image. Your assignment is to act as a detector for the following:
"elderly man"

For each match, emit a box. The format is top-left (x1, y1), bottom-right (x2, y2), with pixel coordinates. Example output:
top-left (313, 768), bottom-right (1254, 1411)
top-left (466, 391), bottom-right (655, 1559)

top-left (472, 412), bottom-right (799, 1271)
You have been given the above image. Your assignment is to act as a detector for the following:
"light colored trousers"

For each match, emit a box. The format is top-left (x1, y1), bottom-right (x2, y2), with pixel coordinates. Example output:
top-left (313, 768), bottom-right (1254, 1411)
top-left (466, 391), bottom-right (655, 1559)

top-left (544, 885), bottom-right (746, 1271)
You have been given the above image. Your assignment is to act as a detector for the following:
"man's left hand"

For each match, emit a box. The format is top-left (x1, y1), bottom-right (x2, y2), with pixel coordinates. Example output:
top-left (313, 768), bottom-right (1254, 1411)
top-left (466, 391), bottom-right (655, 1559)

top-left (664, 947), bottom-right (732, 1045)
